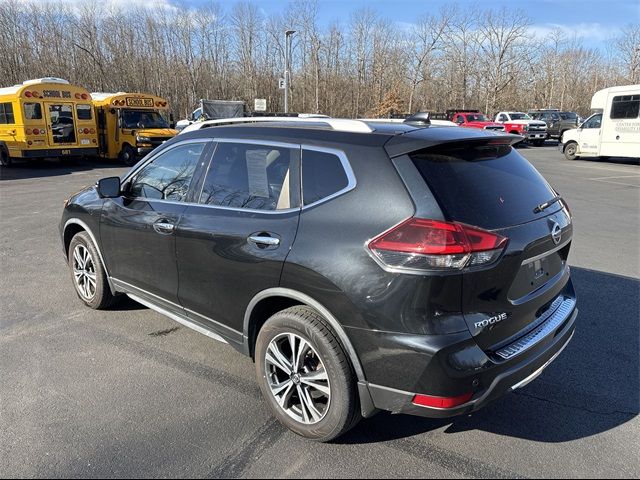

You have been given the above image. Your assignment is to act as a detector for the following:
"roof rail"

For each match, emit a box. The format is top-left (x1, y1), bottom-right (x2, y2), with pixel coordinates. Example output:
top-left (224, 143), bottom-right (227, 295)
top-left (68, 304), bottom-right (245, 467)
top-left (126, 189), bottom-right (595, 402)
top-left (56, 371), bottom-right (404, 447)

top-left (193, 116), bottom-right (375, 133)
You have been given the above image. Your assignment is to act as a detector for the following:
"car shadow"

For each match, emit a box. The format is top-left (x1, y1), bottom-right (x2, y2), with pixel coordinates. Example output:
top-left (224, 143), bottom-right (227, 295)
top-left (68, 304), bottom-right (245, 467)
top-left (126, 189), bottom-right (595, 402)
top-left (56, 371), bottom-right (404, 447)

top-left (0, 156), bottom-right (125, 181)
top-left (337, 266), bottom-right (639, 444)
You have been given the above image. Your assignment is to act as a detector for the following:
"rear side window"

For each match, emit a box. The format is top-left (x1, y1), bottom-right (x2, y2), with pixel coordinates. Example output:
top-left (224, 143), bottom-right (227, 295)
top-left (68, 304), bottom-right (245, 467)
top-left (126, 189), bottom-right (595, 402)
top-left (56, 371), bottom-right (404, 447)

top-left (128, 142), bottom-right (205, 201)
top-left (410, 145), bottom-right (560, 229)
top-left (0, 102), bottom-right (15, 124)
top-left (77, 104), bottom-right (93, 120)
top-left (200, 142), bottom-right (298, 211)
top-left (302, 149), bottom-right (349, 206)
top-left (24, 103), bottom-right (42, 120)
top-left (611, 95), bottom-right (640, 119)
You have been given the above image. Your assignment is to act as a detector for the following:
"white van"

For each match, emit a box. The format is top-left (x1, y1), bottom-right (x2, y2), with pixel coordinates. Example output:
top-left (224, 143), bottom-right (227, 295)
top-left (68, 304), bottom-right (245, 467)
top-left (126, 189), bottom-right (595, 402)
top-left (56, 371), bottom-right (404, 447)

top-left (561, 85), bottom-right (640, 160)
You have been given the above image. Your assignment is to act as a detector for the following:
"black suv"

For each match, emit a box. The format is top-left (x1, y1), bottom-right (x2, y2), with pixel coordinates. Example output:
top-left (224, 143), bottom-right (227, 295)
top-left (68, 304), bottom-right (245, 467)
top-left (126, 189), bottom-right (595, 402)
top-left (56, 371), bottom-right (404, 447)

top-left (528, 109), bottom-right (580, 140)
top-left (60, 119), bottom-right (577, 441)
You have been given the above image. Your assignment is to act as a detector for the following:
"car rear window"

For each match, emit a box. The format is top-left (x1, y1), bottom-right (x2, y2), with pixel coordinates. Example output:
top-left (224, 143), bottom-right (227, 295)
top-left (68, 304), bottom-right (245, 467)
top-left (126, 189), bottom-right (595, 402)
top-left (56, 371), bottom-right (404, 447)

top-left (410, 144), bottom-right (561, 229)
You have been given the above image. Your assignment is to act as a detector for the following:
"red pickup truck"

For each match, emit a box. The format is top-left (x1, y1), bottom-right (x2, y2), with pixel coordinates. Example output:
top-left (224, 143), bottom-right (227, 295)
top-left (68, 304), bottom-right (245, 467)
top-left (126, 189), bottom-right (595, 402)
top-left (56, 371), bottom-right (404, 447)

top-left (449, 110), bottom-right (506, 132)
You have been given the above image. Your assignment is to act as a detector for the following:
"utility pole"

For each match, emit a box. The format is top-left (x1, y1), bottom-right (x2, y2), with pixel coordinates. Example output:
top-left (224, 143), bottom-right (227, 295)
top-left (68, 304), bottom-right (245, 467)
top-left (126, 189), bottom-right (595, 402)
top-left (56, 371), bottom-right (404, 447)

top-left (284, 29), bottom-right (296, 114)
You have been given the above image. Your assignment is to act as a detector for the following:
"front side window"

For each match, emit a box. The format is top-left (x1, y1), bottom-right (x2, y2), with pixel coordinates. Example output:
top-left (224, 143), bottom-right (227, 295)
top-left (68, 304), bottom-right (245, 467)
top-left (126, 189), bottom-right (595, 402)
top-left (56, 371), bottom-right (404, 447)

top-left (499, 114), bottom-right (508, 122)
top-left (77, 104), bottom-right (93, 121)
top-left (200, 142), bottom-right (297, 211)
top-left (128, 142), bottom-right (205, 201)
top-left (611, 95), bottom-right (640, 119)
top-left (24, 103), bottom-right (42, 120)
top-left (0, 102), bottom-right (15, 124)
top-left (302, 149), bottom-right (349, 206)
top-left (509, 113), bottom-right (531, 120)
top-left (582, 114), bottom-right (602, 129)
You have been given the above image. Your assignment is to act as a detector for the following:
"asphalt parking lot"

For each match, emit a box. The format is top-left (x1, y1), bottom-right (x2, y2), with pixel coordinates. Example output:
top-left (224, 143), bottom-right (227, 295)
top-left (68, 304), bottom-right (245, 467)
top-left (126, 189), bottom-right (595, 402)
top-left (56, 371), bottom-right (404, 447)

top-left (0, 144), bottom-right (638, 478)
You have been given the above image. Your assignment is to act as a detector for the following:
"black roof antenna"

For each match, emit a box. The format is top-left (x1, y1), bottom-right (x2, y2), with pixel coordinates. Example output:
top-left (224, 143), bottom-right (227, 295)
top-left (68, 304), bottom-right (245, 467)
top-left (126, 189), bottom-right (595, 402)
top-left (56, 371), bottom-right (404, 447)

top-left (404, 111), bottom-right (431, 126)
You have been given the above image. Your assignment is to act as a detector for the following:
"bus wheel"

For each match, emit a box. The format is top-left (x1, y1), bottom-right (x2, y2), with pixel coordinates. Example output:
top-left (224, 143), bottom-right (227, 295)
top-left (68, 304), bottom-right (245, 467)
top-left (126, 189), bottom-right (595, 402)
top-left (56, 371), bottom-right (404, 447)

top-left (0, 149), bottom-right (11, 167)
top-left (564, 142), bottom-right (578, 160)
top-left (118, 145), bottom-right (136, 166)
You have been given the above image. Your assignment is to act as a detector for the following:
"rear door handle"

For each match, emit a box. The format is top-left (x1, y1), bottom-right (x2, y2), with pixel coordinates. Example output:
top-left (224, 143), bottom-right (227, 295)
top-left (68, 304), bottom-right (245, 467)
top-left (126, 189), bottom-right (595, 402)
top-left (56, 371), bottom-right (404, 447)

top-left (153, 221), bottom-right (175, 235)
top-left (248, 235), bottom-right (280, 247)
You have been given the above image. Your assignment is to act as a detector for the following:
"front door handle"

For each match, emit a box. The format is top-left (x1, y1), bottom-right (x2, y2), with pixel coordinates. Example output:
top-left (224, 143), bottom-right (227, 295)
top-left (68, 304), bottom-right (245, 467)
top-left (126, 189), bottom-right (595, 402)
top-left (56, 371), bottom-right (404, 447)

top-left (153, 221), bottom-right (175, 235)
top-left (248, 235), bottom-right (280, 247)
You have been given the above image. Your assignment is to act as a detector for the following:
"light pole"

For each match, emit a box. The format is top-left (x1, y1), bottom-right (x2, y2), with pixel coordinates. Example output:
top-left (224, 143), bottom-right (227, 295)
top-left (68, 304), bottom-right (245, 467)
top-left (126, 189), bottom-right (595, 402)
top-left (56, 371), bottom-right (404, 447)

top-left (284, 29), bottom-right (296, 114)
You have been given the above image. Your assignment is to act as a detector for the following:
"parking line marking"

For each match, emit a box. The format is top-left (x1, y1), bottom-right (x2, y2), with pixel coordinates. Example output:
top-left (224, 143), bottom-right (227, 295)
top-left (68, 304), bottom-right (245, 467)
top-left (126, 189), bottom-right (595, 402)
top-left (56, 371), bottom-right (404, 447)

top-left (589, 175), bottom-right (640, 180)
top-left (590, 178), bottom-right (640, 188)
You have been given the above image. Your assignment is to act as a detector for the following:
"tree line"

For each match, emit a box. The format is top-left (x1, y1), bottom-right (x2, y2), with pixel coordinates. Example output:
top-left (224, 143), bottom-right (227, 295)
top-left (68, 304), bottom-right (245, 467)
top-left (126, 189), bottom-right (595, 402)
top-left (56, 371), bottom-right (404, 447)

top-left (0, 0), bottom-right (637, 119)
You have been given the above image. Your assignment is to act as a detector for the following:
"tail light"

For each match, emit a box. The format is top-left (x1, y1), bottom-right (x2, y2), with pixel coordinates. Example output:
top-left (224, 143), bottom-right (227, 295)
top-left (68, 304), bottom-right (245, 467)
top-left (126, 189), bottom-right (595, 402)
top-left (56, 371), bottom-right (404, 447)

top-left (90, 128), bottom-right (96, 134)
top-left (83, 128), bottom-right (90, 134)
top-left (33, 128), bottom-right (40, 135)
top-left (26, 128), bottom-right (32, 135)
top-left (368, 218), bottom-right (508, 272)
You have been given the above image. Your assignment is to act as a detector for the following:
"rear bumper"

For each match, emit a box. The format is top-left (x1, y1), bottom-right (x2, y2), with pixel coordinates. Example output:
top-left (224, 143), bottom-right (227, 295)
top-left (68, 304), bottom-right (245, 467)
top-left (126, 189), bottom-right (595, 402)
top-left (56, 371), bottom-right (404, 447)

top-left (20, 148), bottom-right (98, 158)
top-left (355, 301), bottom-right (577, 418)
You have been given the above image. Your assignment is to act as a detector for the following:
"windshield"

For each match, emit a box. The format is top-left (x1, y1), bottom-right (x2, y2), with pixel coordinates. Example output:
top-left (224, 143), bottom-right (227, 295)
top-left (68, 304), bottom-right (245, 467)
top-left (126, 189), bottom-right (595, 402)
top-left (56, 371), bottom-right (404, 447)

top-left (467, 114), bottom-right (490, 122)
top-left (509, 113), bottom-right (532, 120)
top-left (560, 112), bottom-right (578, 120)
top-left (122, 110), bottom-right (169, 129)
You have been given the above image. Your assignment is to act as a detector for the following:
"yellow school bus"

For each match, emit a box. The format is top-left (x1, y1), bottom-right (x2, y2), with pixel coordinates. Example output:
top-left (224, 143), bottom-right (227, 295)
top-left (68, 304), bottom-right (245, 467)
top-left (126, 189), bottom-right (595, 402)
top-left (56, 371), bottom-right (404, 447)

top-left (0, 78), bottom-right (99, 166)
top-left (91, 92), bottom-right (177, 165)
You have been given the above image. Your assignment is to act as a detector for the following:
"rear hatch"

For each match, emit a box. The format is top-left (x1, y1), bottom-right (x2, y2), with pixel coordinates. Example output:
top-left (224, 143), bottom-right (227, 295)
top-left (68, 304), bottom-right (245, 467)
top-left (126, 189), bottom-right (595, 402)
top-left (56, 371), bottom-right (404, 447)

top-left (407, 140), bottom-right (573, 352)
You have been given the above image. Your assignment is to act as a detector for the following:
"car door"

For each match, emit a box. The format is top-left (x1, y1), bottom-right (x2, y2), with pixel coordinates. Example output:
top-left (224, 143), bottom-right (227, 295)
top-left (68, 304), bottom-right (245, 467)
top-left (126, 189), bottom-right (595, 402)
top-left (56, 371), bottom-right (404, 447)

top-left (100, 140), bottom-right (213, 313)
top-left (577, 113), bottom-right (602, 156)
top-left (175, 139), bottom-right (301, 344)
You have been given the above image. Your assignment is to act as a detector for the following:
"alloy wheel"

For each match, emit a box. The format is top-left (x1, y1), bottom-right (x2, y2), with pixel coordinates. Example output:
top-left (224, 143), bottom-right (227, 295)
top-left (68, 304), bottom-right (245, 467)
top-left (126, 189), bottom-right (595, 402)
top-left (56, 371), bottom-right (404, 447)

top-left (72, 244), bottom-right (97, 300)
top-left (264, 332), bottom-right (331, 425)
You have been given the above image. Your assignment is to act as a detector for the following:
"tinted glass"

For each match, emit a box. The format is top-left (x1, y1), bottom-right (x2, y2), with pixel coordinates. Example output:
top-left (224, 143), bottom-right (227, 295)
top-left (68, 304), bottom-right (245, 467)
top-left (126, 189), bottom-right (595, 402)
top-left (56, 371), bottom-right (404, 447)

top-left (24, 103), bottom-right (42, 120)
top-left (122, 110), bottom-right (168, 129)
top-left (77, 104), bottom-right (93, 120)
top-left (560, 112), bottom-right (578, 120)
top-left (129, 143), bottom-right (204, 201)
top-left (583, 114), bottom-right (602, 129)
top-left (0, 103), bottom-right (15, 124)
top-left (509, 113), bottom-right (531, 120)
top-left (411, 145), bottom-right (559, 229)
top-left (611, 95), bottom-right (640, 119)
top-left (302, 149), bottom-right (349, 206)
top-left (200, 142), bottom-right (296, 211)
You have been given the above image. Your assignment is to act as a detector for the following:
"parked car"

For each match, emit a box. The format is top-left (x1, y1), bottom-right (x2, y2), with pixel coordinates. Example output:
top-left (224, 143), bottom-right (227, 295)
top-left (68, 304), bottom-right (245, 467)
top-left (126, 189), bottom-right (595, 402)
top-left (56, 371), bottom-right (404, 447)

top-left (449, 110), bottom-right (505, 131)
top-left (528, 109), bottom-right (579, 140)
top-left (561, 84), bottom-right (640, 160)
top-left (494, 111), bottom-right (548, 145)
top-left (60, 117), bottom-right (577, 441)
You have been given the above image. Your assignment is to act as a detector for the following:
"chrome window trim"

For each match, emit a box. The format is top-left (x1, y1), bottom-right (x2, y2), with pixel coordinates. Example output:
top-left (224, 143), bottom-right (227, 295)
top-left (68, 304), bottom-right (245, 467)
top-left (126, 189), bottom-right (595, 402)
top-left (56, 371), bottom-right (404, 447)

top-left (118, 138), bottom-right (357, 214)
top-left (300, 145), bottom-right (357, 209)
top-left (121, 138), bottom-right (213, 184)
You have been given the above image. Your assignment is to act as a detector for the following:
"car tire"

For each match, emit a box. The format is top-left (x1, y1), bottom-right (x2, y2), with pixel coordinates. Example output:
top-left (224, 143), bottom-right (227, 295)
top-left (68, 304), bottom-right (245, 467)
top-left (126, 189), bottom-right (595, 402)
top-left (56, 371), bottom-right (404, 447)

top-left (0, 149), bottom-right (11, 167)
top-left (68, 231), bottom-right (118, 310)
top-left (255, 305), bottom-right (361, 442)
top-left (118, 145), bottom-right (136, 166)
top-left (564, 141), bottom-right (578, 160)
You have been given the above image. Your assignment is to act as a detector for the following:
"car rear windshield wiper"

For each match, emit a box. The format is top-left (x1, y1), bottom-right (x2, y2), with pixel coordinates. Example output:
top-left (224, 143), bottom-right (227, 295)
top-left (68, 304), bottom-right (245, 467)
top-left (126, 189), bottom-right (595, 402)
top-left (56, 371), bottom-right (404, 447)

top-left (533, 195), bottom-right (563, 214)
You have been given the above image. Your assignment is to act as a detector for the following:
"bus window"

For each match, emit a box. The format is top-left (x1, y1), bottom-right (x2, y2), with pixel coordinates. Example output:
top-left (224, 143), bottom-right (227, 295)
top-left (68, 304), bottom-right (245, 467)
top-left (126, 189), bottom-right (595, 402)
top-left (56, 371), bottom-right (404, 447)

top-left (0, 102), bottom-right (15, 124)
top-left (77, 104), bottom-right (93, 120)
top-left (611, 95), bottom-right (640, 119)
top-left (24, 103), bottom-right (43, 120)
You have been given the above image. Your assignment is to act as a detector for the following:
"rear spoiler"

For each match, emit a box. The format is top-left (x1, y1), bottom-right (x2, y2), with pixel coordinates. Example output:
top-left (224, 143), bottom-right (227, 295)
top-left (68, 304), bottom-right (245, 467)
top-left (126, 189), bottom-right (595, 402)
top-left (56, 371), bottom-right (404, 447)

top-left (384, 128), bottom-right (522, 158)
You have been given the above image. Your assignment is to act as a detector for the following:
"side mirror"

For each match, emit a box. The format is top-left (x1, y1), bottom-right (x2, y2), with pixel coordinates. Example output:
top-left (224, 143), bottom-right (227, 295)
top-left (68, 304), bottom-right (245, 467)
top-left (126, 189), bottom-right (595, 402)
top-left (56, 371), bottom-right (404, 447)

top-left (97, 177), bottom-right (121, 198)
